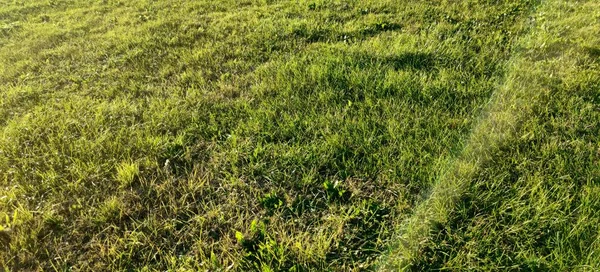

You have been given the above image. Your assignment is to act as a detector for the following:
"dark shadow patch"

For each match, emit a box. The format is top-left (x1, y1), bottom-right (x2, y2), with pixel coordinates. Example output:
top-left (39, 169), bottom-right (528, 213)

top-left (288, 21), bottom-right (403, 44)
top-left (259, 191), bottom-right (285, 215)
top-left (378, 52), bottom-right (439, 71)
top-left (291, 26), bottom-right (332, 43)
top-left (342, 51), bottom-right (444, 72)
top-left (359, 22), bottom-right (402, 36)
top-left (323, 180), bottom-right (352, 203)
top-left (583, 46), bottom-right (600, 62)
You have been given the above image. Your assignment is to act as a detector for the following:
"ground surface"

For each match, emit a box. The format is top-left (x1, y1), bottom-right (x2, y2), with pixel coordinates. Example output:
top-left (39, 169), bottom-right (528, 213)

top-left (0, 0), bottom-right (598, 271)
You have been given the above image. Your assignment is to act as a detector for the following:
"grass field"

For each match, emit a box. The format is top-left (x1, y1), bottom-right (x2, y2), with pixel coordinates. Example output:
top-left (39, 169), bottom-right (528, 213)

top-left (0, 0), bottom-right (598, 271)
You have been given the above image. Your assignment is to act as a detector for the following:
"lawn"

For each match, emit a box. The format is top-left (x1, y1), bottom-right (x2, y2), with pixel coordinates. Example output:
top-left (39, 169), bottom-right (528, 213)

top-left (0, 0), bottom-right (598, 271)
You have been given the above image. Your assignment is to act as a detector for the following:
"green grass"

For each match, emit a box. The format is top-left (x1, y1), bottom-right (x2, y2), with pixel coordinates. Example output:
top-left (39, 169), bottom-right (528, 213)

top-left (410, 1), bottom-right (600, 270)
top-left (0, 0), bottom-right (598, 271)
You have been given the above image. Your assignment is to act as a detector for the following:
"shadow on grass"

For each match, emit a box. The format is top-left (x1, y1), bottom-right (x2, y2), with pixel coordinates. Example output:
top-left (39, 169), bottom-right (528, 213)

top-left (349, 51), bottom-right (443, 71)
top-left (289, 21), bottom-right (403, 44)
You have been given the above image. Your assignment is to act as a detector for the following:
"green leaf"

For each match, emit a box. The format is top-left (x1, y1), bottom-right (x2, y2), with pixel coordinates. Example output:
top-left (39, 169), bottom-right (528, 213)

top-left (235, 231), bottom-right (244, 243)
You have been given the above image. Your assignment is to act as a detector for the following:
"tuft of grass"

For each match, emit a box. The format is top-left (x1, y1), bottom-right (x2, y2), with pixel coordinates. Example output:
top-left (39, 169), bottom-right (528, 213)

top-left (96, 196), bottom-right (125, 225)
top-left (115, 161), bottom-right (140, 188)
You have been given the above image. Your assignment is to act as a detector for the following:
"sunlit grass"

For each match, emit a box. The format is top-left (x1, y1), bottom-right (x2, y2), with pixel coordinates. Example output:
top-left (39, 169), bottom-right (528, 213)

top-left (0, 0), bottom-right (598, 271)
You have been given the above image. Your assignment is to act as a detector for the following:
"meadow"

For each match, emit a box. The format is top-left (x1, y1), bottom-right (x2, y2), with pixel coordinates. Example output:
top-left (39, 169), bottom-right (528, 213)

top-left (0, 0), bottom-right (598, 271)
